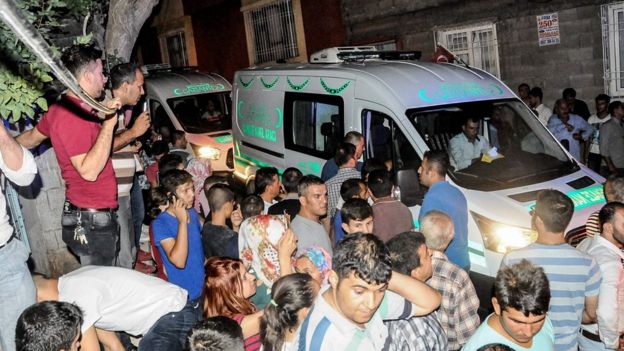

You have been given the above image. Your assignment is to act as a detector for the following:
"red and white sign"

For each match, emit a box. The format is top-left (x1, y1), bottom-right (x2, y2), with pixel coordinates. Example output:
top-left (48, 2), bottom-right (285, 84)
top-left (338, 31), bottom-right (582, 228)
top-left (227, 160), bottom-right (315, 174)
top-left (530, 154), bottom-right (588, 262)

top-left (537, 13), bottom-right (560, 46)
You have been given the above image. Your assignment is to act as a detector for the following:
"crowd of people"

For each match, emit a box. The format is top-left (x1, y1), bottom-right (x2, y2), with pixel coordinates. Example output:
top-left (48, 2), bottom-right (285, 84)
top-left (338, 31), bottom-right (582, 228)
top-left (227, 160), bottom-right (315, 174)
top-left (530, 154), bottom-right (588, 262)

top-left (1, 43), bottom-right (623, 351)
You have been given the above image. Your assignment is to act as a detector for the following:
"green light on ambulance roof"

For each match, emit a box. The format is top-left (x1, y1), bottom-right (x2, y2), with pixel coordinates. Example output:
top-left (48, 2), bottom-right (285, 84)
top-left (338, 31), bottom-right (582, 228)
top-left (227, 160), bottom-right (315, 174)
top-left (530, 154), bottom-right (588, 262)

top-left (526, 184), bottom-right (605, 212)
top-left (173, 83), bottom-right (225, 96)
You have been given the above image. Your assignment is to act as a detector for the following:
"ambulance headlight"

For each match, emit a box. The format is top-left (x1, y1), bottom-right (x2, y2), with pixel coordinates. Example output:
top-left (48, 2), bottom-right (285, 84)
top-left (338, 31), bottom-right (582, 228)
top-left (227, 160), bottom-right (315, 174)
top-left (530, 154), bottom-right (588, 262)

top-left (198, 146), bottom-right (221, 160)
top-left (471, 212), bottom-right (537, 254)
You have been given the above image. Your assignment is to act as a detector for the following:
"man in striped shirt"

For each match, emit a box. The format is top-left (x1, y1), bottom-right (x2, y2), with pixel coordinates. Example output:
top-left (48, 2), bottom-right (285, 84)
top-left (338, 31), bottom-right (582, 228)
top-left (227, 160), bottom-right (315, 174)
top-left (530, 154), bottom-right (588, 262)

top-left (297, 233), bottom-right (441, 351)
top-left (502, 189), bottom-right (601, 351)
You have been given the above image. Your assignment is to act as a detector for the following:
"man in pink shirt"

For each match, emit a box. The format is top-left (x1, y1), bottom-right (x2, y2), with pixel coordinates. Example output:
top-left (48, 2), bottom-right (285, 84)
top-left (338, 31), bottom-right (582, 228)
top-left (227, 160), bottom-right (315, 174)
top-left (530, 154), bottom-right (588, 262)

top-left (17, 44), bottom-right (121, 266)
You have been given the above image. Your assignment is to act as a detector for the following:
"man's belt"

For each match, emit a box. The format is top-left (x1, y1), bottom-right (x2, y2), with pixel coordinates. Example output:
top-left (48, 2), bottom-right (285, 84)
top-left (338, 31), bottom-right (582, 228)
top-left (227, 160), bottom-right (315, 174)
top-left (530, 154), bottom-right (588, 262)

top-left (581, 328), bottom-right (602, 343)
top-left (64, 200), bottom-right (114, 213)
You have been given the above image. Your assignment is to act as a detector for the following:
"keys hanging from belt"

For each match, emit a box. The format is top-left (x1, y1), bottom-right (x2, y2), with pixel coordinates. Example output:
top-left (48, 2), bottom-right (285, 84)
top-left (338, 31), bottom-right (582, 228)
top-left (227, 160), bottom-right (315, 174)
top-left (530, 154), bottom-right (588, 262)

top-left (74, 211), bottom-right (88, 245)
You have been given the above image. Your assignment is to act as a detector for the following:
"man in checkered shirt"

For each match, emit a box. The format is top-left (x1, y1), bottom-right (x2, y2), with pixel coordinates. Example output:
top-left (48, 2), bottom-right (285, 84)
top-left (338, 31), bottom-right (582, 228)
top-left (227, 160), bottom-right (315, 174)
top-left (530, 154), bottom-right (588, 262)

top-left (420, 210), bottom-right (480, 351)
top-left (326, 142), bottom-right (362, 219)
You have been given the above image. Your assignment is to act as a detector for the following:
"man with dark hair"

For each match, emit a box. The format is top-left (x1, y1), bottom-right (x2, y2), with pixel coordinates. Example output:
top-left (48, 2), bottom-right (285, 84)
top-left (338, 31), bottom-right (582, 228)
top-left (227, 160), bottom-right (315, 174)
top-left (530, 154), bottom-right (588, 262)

top-left (448, 117), bottom-right (490, 170)
top-left (321, 131), bottom-right (365, 181)
top-left (291, 175), bottom-right (332, 254)
top-left (528, 87), bottom-right (552, 125)
top-left (385, 231), bottom-right (448, 351)
top-left (268, 167), bottom-right (302, 219)
top-left (341, 198), bottom-right (374, 235)
top-left (326, 142), bottom-right (361, 218)
top-left (547, 98), bottom-right (593, 162)
top-left (577, 202), bottom-right (624, 350)
top-left (187, 317), bottom-right (244, 351)
top-left (502, 189), bottom-right (601, 351)
top-left (109, 62), bottom-right (151, 272)
top-left (587, 94), bottom-right (611, 174)
top-left (241, 194), bottom-right (265, 219)
top-left (254, 167), bottom-right (280, 213)
top-left (332, 178), bottom-right (369, 244)
top-left (15, 301), bottom-right (83, 351)
top-left (17, 44), bottom-right (122, 267)
top-left (202, 184), bottom-right (242, 259)
top-left (170, 130), bottom-right (192, 167)
top-left (463, 260), bottom-right (554, 350)
top-left (420, 210), bottom-right (480, 350)
top-left (34, 266), bottom-right (195, 351)
top-left (518, 83), bottom-right (531, 105)
top-left (586, 174), bottom-right (624, 237)
top-left (297, 233), bottom-right (441, 349)
top-left (600, 100), bottom-right (624, 175)
top-left (368, 169), bottom-right (413, 241)
top-left (563, 87), bottom-right (591, 120)
top-left (419, 150), bottom-right (470, 270)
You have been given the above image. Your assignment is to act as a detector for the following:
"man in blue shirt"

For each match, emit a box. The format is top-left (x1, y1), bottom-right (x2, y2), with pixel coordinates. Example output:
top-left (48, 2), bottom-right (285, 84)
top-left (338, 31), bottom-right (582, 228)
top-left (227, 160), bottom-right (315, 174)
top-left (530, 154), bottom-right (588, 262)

top-left (547, 99), bottom-right (593, 162)
top-left (418, 150), bottom-right (470, 270)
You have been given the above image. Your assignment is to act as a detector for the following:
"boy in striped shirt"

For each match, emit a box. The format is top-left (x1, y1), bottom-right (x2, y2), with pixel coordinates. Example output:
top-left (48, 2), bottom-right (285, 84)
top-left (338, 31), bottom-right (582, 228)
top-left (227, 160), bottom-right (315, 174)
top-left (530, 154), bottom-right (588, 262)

top-left (296, 233), bottom-right (441, 351)
top-left (502, 189), bottom-right (601, 351)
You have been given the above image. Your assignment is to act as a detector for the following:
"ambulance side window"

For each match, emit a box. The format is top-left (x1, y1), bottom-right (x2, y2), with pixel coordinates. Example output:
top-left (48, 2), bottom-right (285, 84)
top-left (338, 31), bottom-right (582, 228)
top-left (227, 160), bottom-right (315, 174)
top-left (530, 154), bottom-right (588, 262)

top-left (284, 93), bottom-right (344, 160)
top-left (151, 100), bottom-right (175, 135)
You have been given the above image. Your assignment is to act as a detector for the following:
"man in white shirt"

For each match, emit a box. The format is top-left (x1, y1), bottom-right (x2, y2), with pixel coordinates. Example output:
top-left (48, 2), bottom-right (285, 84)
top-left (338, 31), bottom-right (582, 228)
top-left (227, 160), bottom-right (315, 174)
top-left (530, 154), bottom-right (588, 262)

top-left (587, 94), bottom-right (611, 175)
top-left (529, 87), bottom-right (553, 125)
top-left (255, 167), bottom-right (280, 213)
top-left (577, 202), bottom-right (624, 350)
top-left (448, 117), bottom-right (490, 171)
top-left (0, 122), bottom-right (38, 351)
top-left (34, 265), bottom-right (195, 351)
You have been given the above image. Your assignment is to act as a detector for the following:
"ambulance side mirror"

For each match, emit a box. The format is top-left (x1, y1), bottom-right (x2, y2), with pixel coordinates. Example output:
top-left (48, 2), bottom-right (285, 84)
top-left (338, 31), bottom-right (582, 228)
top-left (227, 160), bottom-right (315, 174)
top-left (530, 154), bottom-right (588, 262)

top-left (395, 168), bottom-right (424, 207)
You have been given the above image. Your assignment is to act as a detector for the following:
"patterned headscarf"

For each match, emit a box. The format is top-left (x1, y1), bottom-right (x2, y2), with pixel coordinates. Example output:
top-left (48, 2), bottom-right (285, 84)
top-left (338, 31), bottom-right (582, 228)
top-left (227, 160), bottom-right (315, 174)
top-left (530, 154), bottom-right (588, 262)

top-left (298, 246), bottom-right (332, 284)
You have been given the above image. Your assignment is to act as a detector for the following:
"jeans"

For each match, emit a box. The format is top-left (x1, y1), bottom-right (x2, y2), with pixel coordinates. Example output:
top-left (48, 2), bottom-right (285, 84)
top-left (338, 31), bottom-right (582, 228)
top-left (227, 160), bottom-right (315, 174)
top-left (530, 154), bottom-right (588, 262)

top-left (0, 239), bottom-right (36, 351)
top-left (116, 195), bottom-right (136, 268)
top-left (579, 331), bottom-right (612, 351)
top-left (138, 298), bottom-right (204, 351)
top-left (61, 208), bottom-right (120, 266)
top-left (130, 176), bottom-right (145, 249)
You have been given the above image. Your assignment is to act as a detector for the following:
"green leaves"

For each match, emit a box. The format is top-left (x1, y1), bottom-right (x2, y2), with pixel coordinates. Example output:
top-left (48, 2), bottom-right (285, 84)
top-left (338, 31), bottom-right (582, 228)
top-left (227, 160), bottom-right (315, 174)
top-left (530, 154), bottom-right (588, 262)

top-left (0, 0), bottom-right (94, 122)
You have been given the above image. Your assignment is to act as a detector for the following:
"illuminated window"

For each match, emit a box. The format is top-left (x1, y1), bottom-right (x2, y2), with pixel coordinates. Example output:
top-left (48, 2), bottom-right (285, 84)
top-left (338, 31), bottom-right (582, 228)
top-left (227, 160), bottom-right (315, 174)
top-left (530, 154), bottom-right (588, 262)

top-left (602, 2), bottom-right (624, 97)
top-left (435, 23), bottom-right (500, 77)
top-left (284, 93), bottom-right (343, 159)
top-left (242, 0), bottom-right (307, 64)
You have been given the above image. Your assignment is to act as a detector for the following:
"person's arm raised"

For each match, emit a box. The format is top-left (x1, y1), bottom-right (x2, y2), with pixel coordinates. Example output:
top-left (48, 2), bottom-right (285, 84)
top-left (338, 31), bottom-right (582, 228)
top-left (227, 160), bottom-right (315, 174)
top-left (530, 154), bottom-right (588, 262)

top-left (387, 271), bottom-right (441, 316)
top-left (159, 197), bottom-right (190, 268)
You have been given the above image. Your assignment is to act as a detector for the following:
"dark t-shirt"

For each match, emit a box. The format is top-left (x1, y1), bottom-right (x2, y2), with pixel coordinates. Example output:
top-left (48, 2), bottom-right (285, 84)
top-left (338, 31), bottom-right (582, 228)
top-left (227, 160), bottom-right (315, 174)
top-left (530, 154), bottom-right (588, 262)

top-left (268, 199), bottom-right (300, 219)
top-left (201, 222), bottom-right (239, 259)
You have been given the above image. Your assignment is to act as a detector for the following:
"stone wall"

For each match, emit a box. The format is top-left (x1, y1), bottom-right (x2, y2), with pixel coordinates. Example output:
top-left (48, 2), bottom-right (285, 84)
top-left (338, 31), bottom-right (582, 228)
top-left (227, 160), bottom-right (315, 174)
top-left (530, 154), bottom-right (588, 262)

top-left (18, 149), bottom-right (79, 277)
top-left (341, 0), bottom-right (607, 111)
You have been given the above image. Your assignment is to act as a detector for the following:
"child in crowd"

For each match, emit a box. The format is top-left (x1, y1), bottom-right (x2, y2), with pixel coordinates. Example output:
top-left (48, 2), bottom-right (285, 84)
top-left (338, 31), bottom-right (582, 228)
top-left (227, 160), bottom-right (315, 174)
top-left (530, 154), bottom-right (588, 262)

top-left (151, 170), bottom-right (205, 312)
top-left (201, 184), bottom-right (242, 259)
top-left (340, 198), bottom-right (374, 236)
top-left (145, 140), bottom-right (169, 188)
top-left (260, 273), bottom-right (320, 351)
top-left (187, 317), bottom-right (245, 351)
top-left (240, 194), bottom-right (264, 219)
top-left (204, 257), bottom-right (263, 351)
top-left (332, 179), bottom-right (370, 244)
top-left (201, 175), bottom-right (229, 217)
top-left (158, 153), bottom-right (185, 180)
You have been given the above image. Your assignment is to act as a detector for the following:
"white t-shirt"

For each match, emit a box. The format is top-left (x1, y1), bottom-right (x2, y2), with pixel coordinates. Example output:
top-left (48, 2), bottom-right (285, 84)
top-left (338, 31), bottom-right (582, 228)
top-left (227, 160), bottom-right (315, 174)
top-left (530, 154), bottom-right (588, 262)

top-left (587, 114), bottom-right (611, 155)
top-left (59, 266), bottom-right (187, 336)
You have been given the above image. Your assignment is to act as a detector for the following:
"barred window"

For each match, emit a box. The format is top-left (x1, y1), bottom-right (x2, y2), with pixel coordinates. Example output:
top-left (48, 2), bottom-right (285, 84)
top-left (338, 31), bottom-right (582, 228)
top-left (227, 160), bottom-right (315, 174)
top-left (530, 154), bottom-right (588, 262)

top-left (601, 2), bottom-right (624, 97)
top-left (243, 0), bottom-right (301, 64)
top-left (435, 23), bottom-right (500, 77)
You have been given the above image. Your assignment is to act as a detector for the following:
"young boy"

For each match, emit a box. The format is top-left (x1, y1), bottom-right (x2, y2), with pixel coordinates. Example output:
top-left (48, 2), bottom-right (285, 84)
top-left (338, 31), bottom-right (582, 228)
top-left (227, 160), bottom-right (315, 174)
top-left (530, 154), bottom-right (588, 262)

top-left (341, 198), bottom-right (374, 235)
top-left (333, 178), bottom-right (369, 244)
top-left (201, 184), bottom-right (242, 259)
top-left (152, 169), bottom-right (205, 312)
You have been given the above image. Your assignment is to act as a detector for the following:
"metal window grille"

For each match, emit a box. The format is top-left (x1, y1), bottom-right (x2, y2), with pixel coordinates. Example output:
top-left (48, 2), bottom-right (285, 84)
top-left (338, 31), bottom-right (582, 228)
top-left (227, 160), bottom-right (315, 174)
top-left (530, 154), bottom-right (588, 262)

top-left (436, 23), bottom-right (500, 77)
top-left (601, 2), bottom-right (624, 98)
top-left (244, 0), bottom-right (299, 64)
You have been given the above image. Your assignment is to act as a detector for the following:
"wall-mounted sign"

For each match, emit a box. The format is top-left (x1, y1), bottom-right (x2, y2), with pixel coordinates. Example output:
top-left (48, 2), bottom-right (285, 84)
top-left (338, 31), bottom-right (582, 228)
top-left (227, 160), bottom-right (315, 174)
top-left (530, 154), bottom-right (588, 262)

top-left (537, 13), bottom-right (560, 46)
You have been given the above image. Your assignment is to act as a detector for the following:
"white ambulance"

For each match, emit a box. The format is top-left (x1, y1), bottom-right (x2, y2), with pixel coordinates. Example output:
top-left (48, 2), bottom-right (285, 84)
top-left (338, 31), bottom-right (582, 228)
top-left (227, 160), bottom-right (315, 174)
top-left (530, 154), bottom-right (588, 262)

top-left (143, 66), bottom-right (234, 171)
top-left (231, 47), bottom-right (605, 289)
